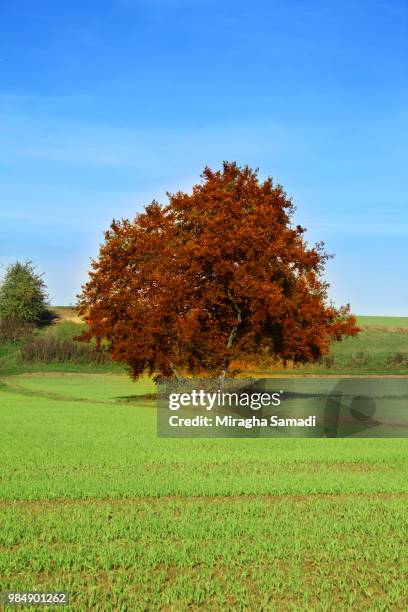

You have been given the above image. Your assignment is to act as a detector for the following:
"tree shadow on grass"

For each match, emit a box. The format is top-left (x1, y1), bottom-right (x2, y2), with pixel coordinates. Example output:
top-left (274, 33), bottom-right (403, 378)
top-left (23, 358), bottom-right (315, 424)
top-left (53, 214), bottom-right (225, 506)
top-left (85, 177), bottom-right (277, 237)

top-left (38, 308), bottom-right (59, 328)
top-left (116, 393), bottom-right (157, 402)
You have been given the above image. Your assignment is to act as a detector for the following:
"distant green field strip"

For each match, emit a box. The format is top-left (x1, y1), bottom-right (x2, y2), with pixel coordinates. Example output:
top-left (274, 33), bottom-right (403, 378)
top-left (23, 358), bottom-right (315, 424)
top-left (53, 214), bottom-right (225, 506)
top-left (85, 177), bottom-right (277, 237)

top-left (357, 315), bottom-right (408, 327)
top-left (1, 497), bottom-right (407, 610)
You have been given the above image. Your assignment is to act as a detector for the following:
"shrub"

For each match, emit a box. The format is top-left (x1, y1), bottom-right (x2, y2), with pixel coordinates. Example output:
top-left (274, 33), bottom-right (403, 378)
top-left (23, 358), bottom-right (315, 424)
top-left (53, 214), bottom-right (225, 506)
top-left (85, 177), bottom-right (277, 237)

top-left (350, 351), bottom-right (370, 365)
top-left (19, 335), bottom-right (111, 364)
top-left (0, 318), bottom-right (34, 343)
top-left (385, 352), bottom-right (408, 367)
top-left (321, 355), bottom-right (335, 368)
top-left (0, 261), bottom-right (50, 325)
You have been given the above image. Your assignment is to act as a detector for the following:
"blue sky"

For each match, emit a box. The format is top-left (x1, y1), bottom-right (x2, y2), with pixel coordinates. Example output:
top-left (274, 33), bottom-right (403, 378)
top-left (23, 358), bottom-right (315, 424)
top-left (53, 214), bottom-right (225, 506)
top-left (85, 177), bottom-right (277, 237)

top-left (0, 0), bottom-right (407, 313)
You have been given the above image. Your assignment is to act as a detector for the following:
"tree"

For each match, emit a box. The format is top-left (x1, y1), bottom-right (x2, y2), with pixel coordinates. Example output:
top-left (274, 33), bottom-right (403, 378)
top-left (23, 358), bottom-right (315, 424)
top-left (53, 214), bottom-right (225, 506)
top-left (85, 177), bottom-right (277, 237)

top-left (0, 261), bottom-right (49, 325)
top-left (77, 162), bottom-right (360, 379)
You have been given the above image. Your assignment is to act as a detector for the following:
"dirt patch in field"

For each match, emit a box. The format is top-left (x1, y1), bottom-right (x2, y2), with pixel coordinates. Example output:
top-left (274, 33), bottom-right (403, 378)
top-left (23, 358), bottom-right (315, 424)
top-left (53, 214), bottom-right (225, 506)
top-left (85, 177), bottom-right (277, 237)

top-left (275, 461), bottom-right (395, 474)
top-left (5, 372), bottom-right (123, 379)
top-left (361, 325), bottom-right (408, 333)
top-left (144, 461), bottom-right (396, 476)
top-left (249, 374), bottom-right (408, 378)
top-left (325, 461), bottom-right (393, 473)
top-left (1, 492), bottom-right (408, 509)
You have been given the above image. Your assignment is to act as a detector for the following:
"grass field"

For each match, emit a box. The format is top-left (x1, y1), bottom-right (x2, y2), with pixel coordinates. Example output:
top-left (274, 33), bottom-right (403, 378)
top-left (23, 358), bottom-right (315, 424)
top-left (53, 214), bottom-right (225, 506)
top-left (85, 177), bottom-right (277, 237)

top-left (1, 373), bottom-right (408, 609)
top-left (1, 314), bottom-right (408, 609)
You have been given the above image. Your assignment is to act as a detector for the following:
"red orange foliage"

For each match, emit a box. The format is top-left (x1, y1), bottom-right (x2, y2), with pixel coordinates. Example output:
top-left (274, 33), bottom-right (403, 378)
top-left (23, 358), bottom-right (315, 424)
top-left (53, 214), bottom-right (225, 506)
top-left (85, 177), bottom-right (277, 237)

top-left (77, 162), bottom-right (359, 378)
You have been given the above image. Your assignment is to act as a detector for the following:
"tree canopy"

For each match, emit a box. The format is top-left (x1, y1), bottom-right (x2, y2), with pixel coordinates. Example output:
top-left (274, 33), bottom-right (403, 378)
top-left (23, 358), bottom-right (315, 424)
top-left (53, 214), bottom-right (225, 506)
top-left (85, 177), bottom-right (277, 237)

top-left (77, 162), bottom-right (359, 378)
top-left (0, 261), bottom-right (49, 325)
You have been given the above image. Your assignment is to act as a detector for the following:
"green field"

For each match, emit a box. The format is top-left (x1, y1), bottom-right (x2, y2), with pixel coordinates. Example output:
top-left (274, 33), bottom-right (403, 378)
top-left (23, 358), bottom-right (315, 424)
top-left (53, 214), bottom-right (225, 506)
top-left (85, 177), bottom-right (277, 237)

top-left (250, 315), bottom-right (408, 376)
top-left (357, 316), bottom-right (408, 327)
top-left (1, 371), bottom-right (408, 609)
top-left (1, 315), bottom-right (408, 609)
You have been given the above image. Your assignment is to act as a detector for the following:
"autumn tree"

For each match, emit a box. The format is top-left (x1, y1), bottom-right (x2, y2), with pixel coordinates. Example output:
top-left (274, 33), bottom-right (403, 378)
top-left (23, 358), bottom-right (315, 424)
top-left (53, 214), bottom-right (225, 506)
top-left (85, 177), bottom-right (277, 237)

top-left (77, 162), bottom-right (359, 379)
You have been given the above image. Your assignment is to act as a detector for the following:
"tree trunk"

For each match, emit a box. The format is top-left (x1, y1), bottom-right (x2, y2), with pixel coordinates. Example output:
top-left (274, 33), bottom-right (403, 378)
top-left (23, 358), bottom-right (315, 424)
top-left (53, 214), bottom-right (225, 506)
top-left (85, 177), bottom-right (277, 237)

top-left (220, 289), bottom-right (243, 390)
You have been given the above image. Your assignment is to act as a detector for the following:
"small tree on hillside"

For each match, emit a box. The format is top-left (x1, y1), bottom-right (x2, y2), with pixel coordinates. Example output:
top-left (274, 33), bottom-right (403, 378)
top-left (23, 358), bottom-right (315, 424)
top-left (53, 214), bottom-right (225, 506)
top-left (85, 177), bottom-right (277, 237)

top-left (0, 261), bottom-right (49, 325)
top-left (77, 162), bottom-right (360, 379)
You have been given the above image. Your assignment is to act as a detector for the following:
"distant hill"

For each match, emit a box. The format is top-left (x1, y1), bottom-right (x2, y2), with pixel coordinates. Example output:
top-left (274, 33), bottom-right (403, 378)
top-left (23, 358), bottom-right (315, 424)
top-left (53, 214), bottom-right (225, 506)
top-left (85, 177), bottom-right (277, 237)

top-left (51, 306), bottom-right (83, 324)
